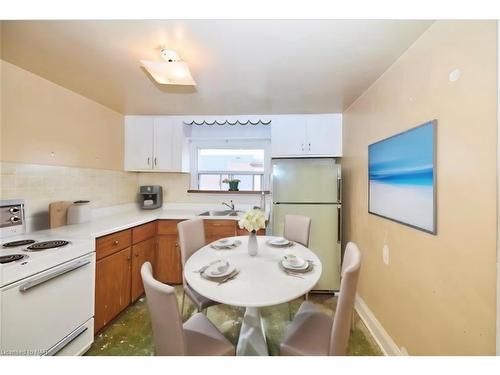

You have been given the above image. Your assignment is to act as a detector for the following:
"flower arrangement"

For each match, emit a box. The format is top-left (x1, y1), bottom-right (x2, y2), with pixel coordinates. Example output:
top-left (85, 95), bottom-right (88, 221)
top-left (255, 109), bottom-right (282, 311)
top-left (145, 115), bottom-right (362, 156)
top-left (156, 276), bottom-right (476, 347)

top-left (222, 178), bottom-right (241, 191)
top-left (238, 209), bottom-right (266, 233)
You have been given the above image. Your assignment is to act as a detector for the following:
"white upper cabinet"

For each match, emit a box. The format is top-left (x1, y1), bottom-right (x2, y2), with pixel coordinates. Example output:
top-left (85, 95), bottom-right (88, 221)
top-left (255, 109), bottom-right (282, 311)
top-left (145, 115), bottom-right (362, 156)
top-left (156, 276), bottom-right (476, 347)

top-left (271, 115), bottom-right (308, 157)
top-left (124, 116), bottom-right (154, 170)
top-left (124, 116), bottom-right (189, 172)
top-left (306, 114), bottom-right (342, 156)
top-left (153, 117), bottom-right (176, 170)
top-left (271, 114), bottom-right (342, 157)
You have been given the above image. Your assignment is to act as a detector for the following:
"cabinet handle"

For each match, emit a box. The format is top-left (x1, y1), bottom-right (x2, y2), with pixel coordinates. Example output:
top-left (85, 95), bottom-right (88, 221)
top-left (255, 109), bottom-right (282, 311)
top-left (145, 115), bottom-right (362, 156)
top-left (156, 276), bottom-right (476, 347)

top-left (127, 256), bottom-right (131, 261)
top-left (135, 253), bottom-right (139, 258)
top-left (301, 143), bottom-right (304, 152)
top-left (154, 157), bottom-right (158, 166)
top-left (308, 142), bottom-right (311, 151)
top-left (112, 240), bottom-right (119, 246)
top-left (174, 242), bottom-right (179, 247)
top-left (147, 157), bottom-right (150, 165)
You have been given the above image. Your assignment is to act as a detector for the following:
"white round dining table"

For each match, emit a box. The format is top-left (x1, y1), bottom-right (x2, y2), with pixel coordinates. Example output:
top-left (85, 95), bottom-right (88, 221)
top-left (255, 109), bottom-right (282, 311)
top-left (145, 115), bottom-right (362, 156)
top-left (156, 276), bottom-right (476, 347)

top-left (183, 235), bottom-right (322, 356)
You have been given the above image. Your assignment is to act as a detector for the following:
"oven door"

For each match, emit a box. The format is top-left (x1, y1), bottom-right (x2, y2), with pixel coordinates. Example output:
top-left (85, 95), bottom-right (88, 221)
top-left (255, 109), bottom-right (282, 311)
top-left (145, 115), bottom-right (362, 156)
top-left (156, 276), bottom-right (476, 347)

top-left (0, 253), bottom-right (95, 355)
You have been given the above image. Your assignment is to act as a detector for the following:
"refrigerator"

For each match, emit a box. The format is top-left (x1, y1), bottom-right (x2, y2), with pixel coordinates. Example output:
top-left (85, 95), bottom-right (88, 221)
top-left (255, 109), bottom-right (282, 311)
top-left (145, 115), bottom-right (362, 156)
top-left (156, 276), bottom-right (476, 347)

top-left (271, 158), bottom-right (341, 292)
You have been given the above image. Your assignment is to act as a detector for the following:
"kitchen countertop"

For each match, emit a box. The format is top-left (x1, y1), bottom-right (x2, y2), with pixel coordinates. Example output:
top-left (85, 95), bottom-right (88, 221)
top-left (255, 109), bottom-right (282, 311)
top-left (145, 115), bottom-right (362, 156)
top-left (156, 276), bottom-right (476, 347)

top-left (32, 203), bottom-right (269, 241)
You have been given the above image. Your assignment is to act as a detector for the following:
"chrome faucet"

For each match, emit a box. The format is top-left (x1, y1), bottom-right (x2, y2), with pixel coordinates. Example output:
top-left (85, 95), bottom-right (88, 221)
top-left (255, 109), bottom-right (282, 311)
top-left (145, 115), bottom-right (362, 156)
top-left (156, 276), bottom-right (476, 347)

top-left (222, 200), bottom-right (235, 210)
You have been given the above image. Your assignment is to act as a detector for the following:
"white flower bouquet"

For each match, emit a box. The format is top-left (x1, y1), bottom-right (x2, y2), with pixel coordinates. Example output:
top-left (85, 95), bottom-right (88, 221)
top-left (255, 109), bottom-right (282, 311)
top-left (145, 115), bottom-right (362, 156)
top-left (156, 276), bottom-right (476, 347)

top-left (238, 209), bottom-right (266, 233)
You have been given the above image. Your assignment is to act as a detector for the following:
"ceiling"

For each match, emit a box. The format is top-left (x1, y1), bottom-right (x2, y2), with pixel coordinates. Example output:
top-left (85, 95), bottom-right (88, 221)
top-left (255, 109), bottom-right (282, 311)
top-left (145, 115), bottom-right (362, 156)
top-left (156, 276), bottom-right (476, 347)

top-left (1, 20), bottom-right (432, 115)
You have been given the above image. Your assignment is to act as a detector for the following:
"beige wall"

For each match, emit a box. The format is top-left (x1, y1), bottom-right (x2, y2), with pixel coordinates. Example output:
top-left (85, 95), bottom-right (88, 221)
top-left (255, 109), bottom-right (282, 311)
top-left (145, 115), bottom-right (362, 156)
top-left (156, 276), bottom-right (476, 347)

top-left (343, 21), bottom-right (497, 355)
top-left (1, 60), bottom-right (124, 170)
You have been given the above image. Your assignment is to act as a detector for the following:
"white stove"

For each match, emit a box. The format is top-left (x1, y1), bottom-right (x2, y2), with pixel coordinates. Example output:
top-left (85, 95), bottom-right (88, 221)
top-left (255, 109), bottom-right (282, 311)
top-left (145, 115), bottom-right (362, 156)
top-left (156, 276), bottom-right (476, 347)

top-left (0, 233), bottom-right (94, 287)
top-left (0, 200), bottom-right (96, 356)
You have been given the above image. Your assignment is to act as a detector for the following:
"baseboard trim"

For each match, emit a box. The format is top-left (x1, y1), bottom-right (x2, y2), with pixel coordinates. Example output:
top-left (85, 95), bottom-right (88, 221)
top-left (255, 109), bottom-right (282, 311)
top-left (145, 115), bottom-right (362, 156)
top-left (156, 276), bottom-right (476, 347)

top-left (355, 294), bottom-right (402, 356)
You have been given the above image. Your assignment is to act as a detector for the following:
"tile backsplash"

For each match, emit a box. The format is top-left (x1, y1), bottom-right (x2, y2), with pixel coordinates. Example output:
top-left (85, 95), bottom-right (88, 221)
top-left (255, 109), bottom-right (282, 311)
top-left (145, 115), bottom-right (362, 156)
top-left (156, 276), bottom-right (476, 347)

top-left (137, 172), bottom-right (265, 206)
top-left (0, 161), bottom-right (269, 231)
top-left (0, 162), bottom-right (139, 230)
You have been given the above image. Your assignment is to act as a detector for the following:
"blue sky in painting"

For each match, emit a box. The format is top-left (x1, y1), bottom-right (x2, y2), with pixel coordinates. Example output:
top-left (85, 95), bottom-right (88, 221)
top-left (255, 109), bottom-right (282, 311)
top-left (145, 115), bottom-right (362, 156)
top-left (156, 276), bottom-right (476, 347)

top-left (369, 122), bottom-right (434, 186)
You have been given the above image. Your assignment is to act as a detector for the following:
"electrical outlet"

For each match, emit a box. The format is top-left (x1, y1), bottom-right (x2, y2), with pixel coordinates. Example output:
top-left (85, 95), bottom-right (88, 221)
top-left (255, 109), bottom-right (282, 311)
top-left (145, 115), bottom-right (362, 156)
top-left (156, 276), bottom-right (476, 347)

top-left (382, 244), bottom-right (390, 265)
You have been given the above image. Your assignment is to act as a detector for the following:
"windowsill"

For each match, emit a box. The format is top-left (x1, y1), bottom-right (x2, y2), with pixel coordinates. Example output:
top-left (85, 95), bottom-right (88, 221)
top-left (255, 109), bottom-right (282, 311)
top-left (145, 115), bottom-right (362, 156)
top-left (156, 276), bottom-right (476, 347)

top-left (187, 190), bottom-right (271, 195)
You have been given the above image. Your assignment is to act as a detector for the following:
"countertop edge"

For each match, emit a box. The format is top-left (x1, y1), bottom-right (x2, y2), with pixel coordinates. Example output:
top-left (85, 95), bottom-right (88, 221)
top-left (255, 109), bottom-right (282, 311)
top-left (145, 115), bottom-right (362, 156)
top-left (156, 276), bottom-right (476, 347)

top-left (41, 208), bottom-right (269, 240)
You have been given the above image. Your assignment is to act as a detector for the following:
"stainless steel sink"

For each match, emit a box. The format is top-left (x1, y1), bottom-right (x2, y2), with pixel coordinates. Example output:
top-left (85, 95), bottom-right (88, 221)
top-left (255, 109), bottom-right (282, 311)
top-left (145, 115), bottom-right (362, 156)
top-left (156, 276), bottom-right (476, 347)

top-left (198, 210), bottom-right (242, 217)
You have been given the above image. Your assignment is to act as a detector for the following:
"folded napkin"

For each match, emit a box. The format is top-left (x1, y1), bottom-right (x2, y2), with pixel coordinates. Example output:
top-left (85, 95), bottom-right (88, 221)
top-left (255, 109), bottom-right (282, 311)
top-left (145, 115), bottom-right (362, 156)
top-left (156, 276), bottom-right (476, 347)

top-left (210, 240), bottom-right (242, 250)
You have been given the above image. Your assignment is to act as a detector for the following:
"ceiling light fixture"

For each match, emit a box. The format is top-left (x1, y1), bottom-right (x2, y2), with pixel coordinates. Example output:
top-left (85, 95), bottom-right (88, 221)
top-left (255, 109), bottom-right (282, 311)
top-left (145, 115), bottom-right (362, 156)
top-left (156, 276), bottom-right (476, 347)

top-left (141, 49), bottom-right (196, 86)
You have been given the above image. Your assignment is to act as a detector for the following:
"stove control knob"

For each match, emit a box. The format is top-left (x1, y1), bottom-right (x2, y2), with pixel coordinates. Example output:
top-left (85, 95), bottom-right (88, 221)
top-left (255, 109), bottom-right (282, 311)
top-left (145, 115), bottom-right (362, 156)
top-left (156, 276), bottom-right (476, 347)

top-left (9, 216), bottom-right (21, 223)
top-left (9, 207), bottom-right (20, 214)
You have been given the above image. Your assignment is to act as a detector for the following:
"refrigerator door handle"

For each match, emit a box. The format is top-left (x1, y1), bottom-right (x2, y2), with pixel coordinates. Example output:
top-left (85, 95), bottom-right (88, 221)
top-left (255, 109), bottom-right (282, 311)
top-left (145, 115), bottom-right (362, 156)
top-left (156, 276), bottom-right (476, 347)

top-left (337, 177), bottom-right (342, 203)
top-left (337, 206), bottom-right (341, 243)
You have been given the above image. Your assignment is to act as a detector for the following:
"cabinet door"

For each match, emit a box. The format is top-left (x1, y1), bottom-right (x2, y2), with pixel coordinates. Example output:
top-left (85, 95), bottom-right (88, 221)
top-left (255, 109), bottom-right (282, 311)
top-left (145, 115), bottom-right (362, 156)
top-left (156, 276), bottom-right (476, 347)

top-left (204, 220), bottom-right (236, 243)
top-left (153, 117), bottom-right (173, 170)
top-left (306, 114), bottom-right (342, 156)
top-left (170, 119), bottom-right (190, 172)
top-left (124, 116), bottom-right (154, 171)
top-left (94, 247), bottom-right (132, 333)
top-left (131, 237), bottom-right (156, 302)
top-left (155, 235), bottom-right (182, 284)
top-left (271, 116), bottom-right (307, 157)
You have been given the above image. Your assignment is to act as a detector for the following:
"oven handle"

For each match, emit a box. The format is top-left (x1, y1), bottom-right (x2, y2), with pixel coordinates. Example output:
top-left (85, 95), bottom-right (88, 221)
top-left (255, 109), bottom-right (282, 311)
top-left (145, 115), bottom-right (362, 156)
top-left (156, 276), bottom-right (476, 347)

top-left (19, 259), bottom-right (91, 293)
top-left (44, 324), bottom-right (88, 356)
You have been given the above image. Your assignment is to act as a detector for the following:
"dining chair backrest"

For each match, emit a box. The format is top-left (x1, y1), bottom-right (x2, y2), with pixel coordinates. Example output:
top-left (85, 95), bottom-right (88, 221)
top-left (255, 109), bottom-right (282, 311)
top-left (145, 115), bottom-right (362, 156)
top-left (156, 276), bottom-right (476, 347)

top-left (177, 219), bottom-right (206, 281)
top-left (329, 241), bottom-right (362, 356)
top-left (283, 214), bottom-right (311, 247)
top-left (178, 219), bottom-right (206, 287)
top-left (141, 262), bottom-right (187, 355)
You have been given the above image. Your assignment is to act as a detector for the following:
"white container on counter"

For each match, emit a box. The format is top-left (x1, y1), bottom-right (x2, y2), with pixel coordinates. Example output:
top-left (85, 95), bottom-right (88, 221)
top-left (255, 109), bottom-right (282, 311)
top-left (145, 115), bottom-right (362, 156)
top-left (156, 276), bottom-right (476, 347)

top-left (67, 200), bottom-right (91, 225)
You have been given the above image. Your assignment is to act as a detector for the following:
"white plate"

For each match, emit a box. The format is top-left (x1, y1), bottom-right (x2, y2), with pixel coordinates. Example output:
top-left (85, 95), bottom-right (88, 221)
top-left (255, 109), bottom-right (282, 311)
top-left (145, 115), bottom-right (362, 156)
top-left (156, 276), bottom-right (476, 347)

top-left (204, 260), bottom-right (235, 277)
top-left (269, 237), bottom-right (290, 246)
top-left (281, 257), bottom-right (308, 270)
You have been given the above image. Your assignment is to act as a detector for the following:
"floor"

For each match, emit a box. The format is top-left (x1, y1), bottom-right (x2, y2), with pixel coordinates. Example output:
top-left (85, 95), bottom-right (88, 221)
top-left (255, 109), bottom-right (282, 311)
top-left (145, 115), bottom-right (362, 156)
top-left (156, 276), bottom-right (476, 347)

top-left (86, 286), bottom-right (382, 356)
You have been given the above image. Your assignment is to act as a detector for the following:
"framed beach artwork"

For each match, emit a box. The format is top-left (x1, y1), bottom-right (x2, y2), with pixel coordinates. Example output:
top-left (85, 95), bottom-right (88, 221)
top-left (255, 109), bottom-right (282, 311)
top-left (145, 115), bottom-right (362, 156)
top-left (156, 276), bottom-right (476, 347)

top-left (368, 120), bottom-right (436, 234)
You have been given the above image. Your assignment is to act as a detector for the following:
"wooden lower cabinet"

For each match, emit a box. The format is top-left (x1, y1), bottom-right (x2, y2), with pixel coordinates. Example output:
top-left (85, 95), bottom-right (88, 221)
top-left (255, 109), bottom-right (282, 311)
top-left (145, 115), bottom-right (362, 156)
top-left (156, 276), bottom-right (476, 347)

top-left (130, 237), bottom-right (156, 302)
top-left (94, 247), bottom-right (132, 333)
top-left (204, 220), bottom-right (237, 243)
top-left (156, 233), bottom-right (182, 284)
top-left (93, 218), bottom-right (258, 334)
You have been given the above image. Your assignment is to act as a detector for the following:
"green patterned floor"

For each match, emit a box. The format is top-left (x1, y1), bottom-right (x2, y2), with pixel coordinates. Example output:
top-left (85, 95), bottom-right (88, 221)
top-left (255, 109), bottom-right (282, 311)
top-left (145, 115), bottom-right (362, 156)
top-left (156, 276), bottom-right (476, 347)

top-left (86, 286), bottom-right (382, 356)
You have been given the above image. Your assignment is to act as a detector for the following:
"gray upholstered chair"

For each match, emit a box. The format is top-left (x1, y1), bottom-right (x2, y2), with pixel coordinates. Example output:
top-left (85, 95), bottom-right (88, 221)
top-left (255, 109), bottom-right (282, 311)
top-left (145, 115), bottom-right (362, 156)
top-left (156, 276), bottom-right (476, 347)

top-left (283, 214), bottom-right (311, 247)
top-left (177, 218), bottom-right (220, 314)
top-left (280, 241), bottom-right (362, 356)
top-left (141, 262), bottom-right (235, 356)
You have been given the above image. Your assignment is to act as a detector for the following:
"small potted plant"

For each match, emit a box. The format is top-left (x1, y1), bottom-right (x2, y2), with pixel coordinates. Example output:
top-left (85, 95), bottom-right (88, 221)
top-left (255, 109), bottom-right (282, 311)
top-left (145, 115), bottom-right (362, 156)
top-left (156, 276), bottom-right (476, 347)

top-left (222, 178), bottom-right (241, 191)
top-left (238, 209), bottom-right (266, 256)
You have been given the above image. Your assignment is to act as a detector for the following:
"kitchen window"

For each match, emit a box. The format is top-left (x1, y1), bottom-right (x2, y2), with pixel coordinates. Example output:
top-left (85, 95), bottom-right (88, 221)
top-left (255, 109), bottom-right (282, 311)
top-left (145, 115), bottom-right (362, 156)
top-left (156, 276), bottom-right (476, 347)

top-left (190, 140), bottom-right (270, 191)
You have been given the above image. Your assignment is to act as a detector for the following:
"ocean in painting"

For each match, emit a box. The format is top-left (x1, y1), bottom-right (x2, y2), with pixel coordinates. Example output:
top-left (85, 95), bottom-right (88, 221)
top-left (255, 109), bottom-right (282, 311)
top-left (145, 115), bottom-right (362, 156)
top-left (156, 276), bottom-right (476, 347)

top-left (368, 122), bottom-right (435, 233)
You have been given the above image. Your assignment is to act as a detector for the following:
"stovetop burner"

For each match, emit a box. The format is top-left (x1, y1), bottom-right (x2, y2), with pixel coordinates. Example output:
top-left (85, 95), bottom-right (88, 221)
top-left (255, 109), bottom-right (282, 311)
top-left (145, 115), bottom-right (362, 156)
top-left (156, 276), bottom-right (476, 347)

top-left (26, 240), bottom-right (70, 251)
top-left (0, 254), bottom-right (27, 264)
top-left (2, 239), bottom-right (36, 248)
